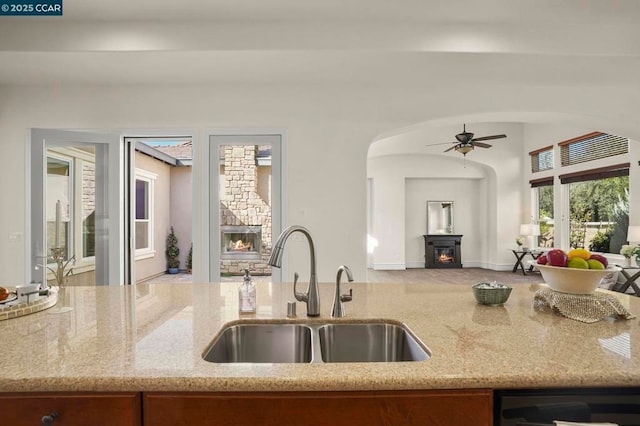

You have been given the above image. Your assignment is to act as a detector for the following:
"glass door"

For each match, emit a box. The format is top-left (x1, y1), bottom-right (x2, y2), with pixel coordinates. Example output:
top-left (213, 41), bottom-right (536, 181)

top-left (30, 129), bottom-right (122, 286)
top-left (208, 134), bottom-right (282, 283)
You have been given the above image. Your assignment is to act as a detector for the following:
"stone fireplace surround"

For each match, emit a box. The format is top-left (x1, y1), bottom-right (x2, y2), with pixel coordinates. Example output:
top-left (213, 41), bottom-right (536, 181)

top-left (220, 146), bottom-right (272, 276)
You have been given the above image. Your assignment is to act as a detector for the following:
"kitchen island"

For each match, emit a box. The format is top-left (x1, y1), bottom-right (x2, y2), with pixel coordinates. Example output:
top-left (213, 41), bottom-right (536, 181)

top-left (1, 281), bottom-right (638, 424)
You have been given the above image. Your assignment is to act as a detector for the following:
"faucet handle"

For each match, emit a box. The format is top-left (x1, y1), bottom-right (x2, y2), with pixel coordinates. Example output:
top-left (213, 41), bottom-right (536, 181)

top-left (293, 272), bottom-right (308, 303)
top-left (340, 288), bottom-right (353, 303)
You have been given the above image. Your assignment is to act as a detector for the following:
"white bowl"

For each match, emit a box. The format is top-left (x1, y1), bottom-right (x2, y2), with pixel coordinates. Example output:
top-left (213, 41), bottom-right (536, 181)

top-left (536, 263), bottom-right (619, 294)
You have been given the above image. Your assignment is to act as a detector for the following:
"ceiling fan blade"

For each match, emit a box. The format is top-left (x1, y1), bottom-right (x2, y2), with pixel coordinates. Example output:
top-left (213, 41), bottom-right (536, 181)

top-left (471, 134), bottom-right (506, 142)
top-left (473, 142), bottom-right (492, 148)
top-left (426, 141), bottom-right (456, 147)
top-left (443, 145), bottom-right (457, 153)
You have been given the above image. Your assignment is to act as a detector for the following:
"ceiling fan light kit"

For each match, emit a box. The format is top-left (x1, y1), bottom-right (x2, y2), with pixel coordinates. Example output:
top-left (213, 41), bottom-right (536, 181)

top-left (455, 145), bottom-right (473, 155)
top-left (426, 124), bottom-right (507, 156)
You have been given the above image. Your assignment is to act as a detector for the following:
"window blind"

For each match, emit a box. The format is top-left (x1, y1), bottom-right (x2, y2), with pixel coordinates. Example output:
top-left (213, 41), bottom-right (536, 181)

top-left (558, 162), bottom-right (630, 184)
top-left (529, 145), bottom-right (553, 172)
top-left (529, 176), bottom-right (554, 188)
top-left (559, 132), bottom-right (628, 167)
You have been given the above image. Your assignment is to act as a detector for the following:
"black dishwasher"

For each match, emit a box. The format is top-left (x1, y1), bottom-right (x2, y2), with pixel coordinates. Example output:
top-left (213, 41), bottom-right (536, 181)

top-left (495, 388), bottom-right (640, 426)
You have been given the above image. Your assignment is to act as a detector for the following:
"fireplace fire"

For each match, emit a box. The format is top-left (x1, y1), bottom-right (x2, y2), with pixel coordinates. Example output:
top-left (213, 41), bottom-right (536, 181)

top-left (436, 251), bottom-right (455, 264)
top-left (221, 225), bottom-right (262, 260)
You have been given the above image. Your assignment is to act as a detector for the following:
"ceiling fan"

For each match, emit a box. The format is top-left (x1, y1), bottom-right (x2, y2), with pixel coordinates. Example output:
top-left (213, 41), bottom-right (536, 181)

top-left (426, 124), bottom-right (507, 156)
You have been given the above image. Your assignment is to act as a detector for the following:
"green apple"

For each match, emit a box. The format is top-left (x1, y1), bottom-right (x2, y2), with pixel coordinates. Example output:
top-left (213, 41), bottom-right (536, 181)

top-left (567, 257), bottom-right (589, 269)
top-left (587, 259), bottom-right (605, 270)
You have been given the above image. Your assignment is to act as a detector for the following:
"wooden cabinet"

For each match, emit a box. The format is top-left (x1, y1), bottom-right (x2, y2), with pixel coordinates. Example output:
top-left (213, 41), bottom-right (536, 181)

top-left (0, 389), bottom-right (491, 425)
top-left (143, 389), bottom-right (492, 426)
top-left (0, 392), bottom-right (141, 426)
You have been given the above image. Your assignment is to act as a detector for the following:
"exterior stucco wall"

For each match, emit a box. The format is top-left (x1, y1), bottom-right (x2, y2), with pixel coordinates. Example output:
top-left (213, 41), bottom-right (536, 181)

top-left (134, 152), bottom-right (171, 283)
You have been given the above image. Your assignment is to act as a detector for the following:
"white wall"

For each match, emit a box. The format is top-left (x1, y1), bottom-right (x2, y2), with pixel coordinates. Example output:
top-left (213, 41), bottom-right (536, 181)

top-left (368, 155), bottom-right (489, 270)
top-left (1, 84), bottom-right (381, 284)
top-left (3, 83), bottom-right (640, 285)
top-left (134, 152), bottom-right (171, 282)
top-left (368, 123), bottom-right (526, 271)
top-left (404, 178), bottom-right (484, 268)
top-left (170, 166), bottom-right (192, 271)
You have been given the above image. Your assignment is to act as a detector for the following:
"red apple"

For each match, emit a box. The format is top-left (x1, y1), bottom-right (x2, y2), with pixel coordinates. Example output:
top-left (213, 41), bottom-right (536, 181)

top-left (589, 254), bottom-right (608, 268)
top-left (547, 249), bottom-right (568, 267)
top-left (536, 254), bottom-right (548, 265)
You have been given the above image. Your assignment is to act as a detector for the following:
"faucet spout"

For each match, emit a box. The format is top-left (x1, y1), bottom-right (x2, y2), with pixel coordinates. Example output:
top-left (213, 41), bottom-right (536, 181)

top-left (268, 225), bottom-right (320, 317)
top-left (331, 265), bottom-right (353, 318)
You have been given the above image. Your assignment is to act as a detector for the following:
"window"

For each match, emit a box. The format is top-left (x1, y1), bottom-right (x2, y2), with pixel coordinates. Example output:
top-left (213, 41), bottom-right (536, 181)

top-left (135, 169), bottom-right (156, 256)
top-left (559, 165), bottom-right (630, 253)
top-left (47, 147), bottom-right (97, 267)
top-left (530, 177), bottom-right (554, 247)
top-left (82, 162), bottom-right (96, 258)
top-left (559, 132), bottom-right (628, 167)
top-left (530, 145), bottom-right (553, 173)
top-left (46, 155), bottom-right (72, 258)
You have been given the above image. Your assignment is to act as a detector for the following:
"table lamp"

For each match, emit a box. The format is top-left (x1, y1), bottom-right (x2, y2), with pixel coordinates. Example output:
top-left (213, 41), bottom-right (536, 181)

top-left (519, 224), bottom-right (531, 250)
top-left (628, 226), bottom-right (640, 245)
top-left (520, 224), bottom-right (540, 250)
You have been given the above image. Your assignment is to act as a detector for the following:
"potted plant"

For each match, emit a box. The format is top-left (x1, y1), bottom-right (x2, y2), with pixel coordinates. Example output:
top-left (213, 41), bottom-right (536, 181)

top-left (166, 226), bottom-right (180, 274)
top-left (620, 244), bottom-right (634, 267)
top-left (186, 243), bottom-right (193, 274)
top-left (633, 245), bottom-right (640, 268)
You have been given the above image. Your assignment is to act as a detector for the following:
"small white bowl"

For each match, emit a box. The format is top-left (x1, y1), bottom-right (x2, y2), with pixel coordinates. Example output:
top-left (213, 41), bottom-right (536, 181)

top-left (536, 263), bottom-right (619, 294)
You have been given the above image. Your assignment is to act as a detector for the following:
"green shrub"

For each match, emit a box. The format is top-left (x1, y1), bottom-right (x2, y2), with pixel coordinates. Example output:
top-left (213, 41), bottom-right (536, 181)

top-left (166, 226), bottom-right (180, 269)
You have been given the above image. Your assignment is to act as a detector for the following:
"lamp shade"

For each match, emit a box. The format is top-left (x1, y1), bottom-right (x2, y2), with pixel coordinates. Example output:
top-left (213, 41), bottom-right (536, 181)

top-left (628, 226), bottom-right (640, 244)
top-left (531, 224), bottom-right (541, 236)
top-left (520, 224), bottom-right (532, 235)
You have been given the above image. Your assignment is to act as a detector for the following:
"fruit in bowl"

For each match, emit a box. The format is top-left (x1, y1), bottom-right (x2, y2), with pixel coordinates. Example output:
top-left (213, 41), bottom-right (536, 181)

top-left (535, 248), bottom-right (617, 294)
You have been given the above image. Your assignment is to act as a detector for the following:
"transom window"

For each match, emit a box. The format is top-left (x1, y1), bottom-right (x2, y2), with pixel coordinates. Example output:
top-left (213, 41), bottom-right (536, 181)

top-left (559, 132), bottom-right (628, 167)
top-left (529, 145), bottom-right (553, 173)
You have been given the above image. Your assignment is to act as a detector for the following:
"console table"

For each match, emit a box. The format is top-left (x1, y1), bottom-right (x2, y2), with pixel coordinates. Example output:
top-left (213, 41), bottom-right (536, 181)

top-left (511, 249), bottom-right (545, 275)
top-left (612, 265), bottom-right (640, 296)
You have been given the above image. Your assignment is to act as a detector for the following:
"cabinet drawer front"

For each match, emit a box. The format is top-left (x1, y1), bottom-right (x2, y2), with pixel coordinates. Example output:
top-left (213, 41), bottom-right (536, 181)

top-left (144, 390), bottom-right (492, 426)
top-left (0, 392), bottom-right (141, 426)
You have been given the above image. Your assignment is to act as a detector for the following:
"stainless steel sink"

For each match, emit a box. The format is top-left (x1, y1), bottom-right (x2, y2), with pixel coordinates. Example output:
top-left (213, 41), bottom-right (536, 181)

top-left (202, 320), bottom-right (430, 364)
top-left (318, 323), bottom-right (430, 363)
top-left (202, 323), bottom-right (313, 363)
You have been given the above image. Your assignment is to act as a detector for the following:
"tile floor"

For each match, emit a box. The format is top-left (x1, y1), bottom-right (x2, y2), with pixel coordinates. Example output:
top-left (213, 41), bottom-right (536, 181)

top-left (142, 267), bottom-right (544, 286)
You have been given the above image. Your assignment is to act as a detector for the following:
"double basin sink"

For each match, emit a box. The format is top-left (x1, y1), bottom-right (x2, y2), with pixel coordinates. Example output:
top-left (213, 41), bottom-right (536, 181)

top-left (202, 320), bottom-right (431, 364)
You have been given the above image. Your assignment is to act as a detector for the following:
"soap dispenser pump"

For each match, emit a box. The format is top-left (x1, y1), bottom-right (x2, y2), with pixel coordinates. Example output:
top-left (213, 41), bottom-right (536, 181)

top-left (239, 268), bottom-right (256, 314)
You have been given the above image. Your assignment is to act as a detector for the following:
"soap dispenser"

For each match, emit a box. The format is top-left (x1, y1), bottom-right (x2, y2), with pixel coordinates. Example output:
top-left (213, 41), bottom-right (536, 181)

top-left (239, 268), bottom-right (256, 314)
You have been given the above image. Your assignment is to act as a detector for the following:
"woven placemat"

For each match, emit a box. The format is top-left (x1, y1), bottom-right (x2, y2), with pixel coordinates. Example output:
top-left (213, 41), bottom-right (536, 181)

top-left (534, 288), bottom-right (636, 324)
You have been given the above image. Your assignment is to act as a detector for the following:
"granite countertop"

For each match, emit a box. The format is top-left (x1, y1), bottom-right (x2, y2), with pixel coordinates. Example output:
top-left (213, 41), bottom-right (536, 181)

top-left (1, 281), bottom-right (639, 393)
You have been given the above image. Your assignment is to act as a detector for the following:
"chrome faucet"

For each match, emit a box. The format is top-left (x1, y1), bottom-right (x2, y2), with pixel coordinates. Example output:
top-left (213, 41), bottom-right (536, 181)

top-left (268, 225), bottom-right (320, 317)
top-left (331, 265), bottom-right (353, 318)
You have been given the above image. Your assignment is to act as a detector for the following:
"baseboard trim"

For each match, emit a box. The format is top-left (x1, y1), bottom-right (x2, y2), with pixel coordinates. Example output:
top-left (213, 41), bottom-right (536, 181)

top-left (372, 263), bottom-right (406, 270)
top-left (382, 261), bottom-right (515, 271)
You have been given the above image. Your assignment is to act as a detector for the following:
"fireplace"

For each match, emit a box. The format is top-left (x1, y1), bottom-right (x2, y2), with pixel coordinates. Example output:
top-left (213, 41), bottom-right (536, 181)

top-left (423, 234), bottom-right (463, 268)
top-left (221, 225), bottom-right (262, 260)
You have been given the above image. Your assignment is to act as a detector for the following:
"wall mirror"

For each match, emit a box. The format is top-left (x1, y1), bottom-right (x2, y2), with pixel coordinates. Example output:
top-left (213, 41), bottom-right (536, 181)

top-left (427, 201), bottom-right (454, 234)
